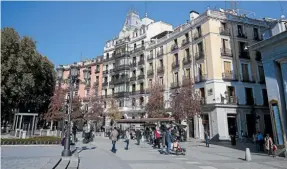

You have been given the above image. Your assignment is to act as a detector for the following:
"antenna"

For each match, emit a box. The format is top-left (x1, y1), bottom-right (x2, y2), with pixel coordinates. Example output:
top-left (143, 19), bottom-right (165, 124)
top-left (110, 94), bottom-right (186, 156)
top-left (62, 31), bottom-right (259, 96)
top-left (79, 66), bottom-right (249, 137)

top-left (145, 0), bottom-right (148, 17)
top-left (230, 0), bottom-right (237, 10)
top-left (278, 1), bottom-right (285, 17)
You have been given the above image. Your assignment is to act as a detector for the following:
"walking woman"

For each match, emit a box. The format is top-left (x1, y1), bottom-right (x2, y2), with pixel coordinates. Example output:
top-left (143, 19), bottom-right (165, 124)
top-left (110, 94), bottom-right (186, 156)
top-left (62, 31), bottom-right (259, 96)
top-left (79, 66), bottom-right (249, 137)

top-left (264, 134), bottom-right (273, 155)
top-left (204, 130), bottom-right (210, 147)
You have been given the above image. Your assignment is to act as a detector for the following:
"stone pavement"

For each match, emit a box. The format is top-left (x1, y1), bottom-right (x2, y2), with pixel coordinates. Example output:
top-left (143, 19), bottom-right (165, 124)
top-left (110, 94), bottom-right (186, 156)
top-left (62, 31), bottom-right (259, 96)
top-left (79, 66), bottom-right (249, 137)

top-left (1, 145), bottom-right (62, 169)
top-left (77, 136), bottom-right (287, 169)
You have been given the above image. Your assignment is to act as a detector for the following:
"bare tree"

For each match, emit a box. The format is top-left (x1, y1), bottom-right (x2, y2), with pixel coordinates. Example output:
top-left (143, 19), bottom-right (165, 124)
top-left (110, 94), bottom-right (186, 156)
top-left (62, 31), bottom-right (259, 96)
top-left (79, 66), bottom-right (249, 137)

top-left (84, 95), bottom-right (104, 122)
top-left (46, 87), bottom-right (67, 121)
top-left (170, 78), bottom-right (201, 122)
top-left (107, 97), bottom-right (121, 125)
top-left (145, 78), bottom-right (167, 118)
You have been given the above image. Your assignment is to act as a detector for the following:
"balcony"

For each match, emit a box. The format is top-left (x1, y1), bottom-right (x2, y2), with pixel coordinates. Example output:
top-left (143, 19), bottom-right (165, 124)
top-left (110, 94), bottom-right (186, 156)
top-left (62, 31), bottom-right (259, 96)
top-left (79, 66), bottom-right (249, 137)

top-left (253, 36), bottom-right (263, 41)
top-left (193, 32), bottom-right (202, 40)
top-left (219, 27), bottom-right (231, 36)
top-left (95, 69), bottom-right (100, 74)
top-left (222, 72), bottom-right (238, 81)
top-left (114, 92), bottom-right (128, 98)
top-left (103, 70), bottom-right (109, 75)
top-left (157, 50), bottom-right (164, 58)
top-left (170, 44), bottom-right (179, 52)
top-left (131, 46), bottom-right (145, 54)
top-left (130, 76), bottom-right (136, 81)
top-left (102, 82), bottom-right (108, 87)
top-left (138, 74), bottom-right (145, 80)
top-left (147, 69), bottom-right (154, 76)
top-left (221, 48), bottom-right (232, 57)
top-left (181, 38), bottom-right (190, 47)
top-left (222, 96), bottom-right (237, 104)
top-left (195, 74), bottom-right (207, 83)
top-left (182, 56), bottom-right (191, 65)
top-left (170, 81), bottom-right (181, 89)
top-left (147, 54), bottom-right (153, 61)
top-left (109, 80), bottom-right (114, 86)
top-left (241, 75), bottom-right (255, 83)
top-left (138, 59), bottom-right (145, 66)
top-left (114, 52), bottom-right (128, 59)
top-left (172, 61), bottom-right (180, 70)
top-left (237, 33), bottom-right (247, 39)
top-left (239, 51), bottom-right (250, 59)
top-left (114, 64), bottom-right (130, 71)
top-left (113, 77), bottom-right (129, 85)
top-left (93, 81), bottom-right (99, 86)
top-left (130, 62), bottom-right (137, 67)
top-left (157, 67), bottom-right (164, 74)
top-left (195, 51), bottom-right (205, 60)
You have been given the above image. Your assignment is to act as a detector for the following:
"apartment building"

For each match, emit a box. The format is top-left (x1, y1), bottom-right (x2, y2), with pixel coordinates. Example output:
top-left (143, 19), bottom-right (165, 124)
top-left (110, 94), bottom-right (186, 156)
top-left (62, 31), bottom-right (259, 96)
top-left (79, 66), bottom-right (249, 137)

top-left (146, 9), bottom-right (271, 140)
top-left (250, 22), bottom-right (287, 154)
top-left (101, 10), bottom-right (172, 125)
top-left (58, 56), bottom-right (103, 101)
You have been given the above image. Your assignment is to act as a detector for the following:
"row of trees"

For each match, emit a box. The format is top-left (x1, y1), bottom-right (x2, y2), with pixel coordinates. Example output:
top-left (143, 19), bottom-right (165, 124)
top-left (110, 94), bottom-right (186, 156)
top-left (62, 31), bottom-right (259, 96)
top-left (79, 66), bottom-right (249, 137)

top-left (146, 78), bottom-right (201, 122)
top-left (46, 77), bottom-right (201, 126)
top-left (1, 28), bottom-right (56, 123)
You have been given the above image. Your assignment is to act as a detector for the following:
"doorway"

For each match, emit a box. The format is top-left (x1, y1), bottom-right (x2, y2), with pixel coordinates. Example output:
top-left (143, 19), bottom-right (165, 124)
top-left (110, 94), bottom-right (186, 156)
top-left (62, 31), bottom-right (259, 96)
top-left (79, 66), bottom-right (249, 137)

top-left (227, 114), bottom-right (236, 135)
top-left (246, 114), bottom-right (255, 137)
top-left (264, 114), bottom-right (273, 138)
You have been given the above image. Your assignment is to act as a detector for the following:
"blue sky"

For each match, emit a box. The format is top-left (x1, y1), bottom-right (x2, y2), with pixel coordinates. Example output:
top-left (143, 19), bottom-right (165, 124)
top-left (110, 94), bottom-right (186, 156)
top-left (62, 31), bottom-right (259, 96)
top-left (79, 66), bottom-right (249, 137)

top-left (2, 1), bottom-right (287, 66)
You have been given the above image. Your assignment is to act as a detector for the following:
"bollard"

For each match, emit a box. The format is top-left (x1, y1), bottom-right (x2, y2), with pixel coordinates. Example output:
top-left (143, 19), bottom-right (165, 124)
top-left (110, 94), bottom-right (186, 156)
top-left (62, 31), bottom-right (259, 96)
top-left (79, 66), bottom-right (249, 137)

top-left (245, 148), bottom-right (252, 161)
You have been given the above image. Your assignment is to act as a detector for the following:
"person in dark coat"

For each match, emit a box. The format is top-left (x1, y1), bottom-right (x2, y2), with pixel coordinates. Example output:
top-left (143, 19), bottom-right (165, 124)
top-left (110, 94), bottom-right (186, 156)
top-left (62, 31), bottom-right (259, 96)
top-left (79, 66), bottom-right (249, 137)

top-left (136, 129), bottom-right (142, 145)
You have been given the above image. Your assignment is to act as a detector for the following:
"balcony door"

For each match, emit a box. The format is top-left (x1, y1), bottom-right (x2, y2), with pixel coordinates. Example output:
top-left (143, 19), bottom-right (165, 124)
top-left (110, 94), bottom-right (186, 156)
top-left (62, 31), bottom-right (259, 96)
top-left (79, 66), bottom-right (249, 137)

top-left (245, 88), bottom-right (254, 105)
top-left (227, 86), bottom-right (235, 103)
top-left (224, 61), bottom-right (232, 74)
top-left (241, 63), bottom-right (249, 81)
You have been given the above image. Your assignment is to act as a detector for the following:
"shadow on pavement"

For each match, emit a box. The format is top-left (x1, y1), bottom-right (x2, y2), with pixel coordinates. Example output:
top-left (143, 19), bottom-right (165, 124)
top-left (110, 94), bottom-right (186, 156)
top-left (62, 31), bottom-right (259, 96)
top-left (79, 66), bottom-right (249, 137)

top-left (77, 146), bottom-right (97, 154)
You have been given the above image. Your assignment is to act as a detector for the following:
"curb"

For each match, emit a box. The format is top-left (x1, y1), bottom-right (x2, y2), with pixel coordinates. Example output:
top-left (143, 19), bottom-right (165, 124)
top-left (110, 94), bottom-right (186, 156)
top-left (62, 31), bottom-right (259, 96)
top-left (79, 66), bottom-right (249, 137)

top-left (1, 144), bottom-right (62, 147)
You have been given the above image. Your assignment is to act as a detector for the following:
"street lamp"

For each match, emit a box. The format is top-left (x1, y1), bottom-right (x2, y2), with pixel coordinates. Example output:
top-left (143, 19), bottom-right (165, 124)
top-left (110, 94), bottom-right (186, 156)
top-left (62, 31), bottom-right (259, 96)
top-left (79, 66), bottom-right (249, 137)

top-left (56, 65), bottom-right (64, 138)
top-left (62, 63), bottom-right (79, 157)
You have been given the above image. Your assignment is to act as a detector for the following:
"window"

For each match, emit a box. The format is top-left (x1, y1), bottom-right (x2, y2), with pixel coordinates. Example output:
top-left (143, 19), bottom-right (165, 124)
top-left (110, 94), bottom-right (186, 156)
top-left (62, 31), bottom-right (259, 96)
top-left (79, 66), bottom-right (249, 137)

top-left (174, 53), bottom-right (179, 64)
top-left (74, 91), bottom-right (78, 96)
top-left (200, 88), bottom-right (205, 99)
top-left (149, 79), bottom-right (152, 87)
top-left (239, 42), bottom-right (246, 53)
top-left (160, 59), bottom-right (163, 67)
top-left (105, 65), bottom-right (108, 70)
top-left (241, 63), bottom-right (249, 81)
top-left (112, 88), bottom-right (115, 95)
top-left (141, 40), bottom-right (144, 46)
top-left (199, 63), bottom-right (205, 76)
top-left (160, 77), bottom-right (163, 85)
top-left (245, 88), bottom-right (254, 105)
top-left (186, 69), bottom-right (191, 79)
top-left (134, 43), bottom-right (136, 49)
top-left (185, 33), bottom-right (189, 39)
top-left (133, 57), bottom-right (136, 63)
top-left (253, 27), bottom-right (259, 39)
top-left (221, 22), bottom-right (226, 29)
top-left (119, 101), bottom-right (122, 107)
top-left (222, 39), bottom-right (228, 49)
top-left (198, 42), bottom-right (203, 52)
top-left (104, 101), bottom-right (107, 108)
top-left (105, 89), bottom-right (107, 96)
top-left (96, 76), bottom-right (99, 82)
top-left (86, 89), bottom-right (90, 97)
top-left (160, 46), bottom-right (163, 53)
top-left (174, 39), bottom-right (178, 45)
top-left (185, 48), bottom-right (190, 57)
top-left (262, 89), bottom-right (268, 106)
top-left (132, 84), bottom-right (136, 92)
top-left (140, 68), bottom-right (144, 74)
top-left (107, 53), bottom-right (109, 58)
top-left (226, 86), bottom-right (235, 103)
top-left (150, 50), bottom-right (153, 56)
top-left (140, 83), bottom-right (144, 91)
top-left (132, 70), bottom-right (136, 76)
top-left (258, 65), bottom-right (265, 82)
top-left (224, 61), bottom-right (232, 73)
top-left (174, 72), bottom-right (179, 83)
top-left (140, 97), bottom-right (144, 106)
top-left (237, 25), bottom-right (243, 35)
top-left (132, 98), bottom-right (136, 106)
top-left (140, 54), bottom-right (144, 60)
top-left (197, 26), bottom-right (202, 36)
top-left (104, 77), bottom-right (107, 83)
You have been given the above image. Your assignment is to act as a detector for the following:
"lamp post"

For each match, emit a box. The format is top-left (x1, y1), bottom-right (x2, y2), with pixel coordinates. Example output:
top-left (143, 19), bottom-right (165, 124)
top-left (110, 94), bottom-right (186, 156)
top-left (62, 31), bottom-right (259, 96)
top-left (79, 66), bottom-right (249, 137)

top-left (62, 63), bottom-right (79, 157)
top-left (56, 65), bottom-right (64, 138)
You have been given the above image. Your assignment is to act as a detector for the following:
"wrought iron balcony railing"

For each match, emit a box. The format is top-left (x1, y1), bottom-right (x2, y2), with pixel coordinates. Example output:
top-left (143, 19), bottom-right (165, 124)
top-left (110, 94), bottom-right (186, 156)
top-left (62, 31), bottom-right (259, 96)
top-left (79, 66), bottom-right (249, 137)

top-left (195, 51), bottom-right (205, 60)
top-left (138, 74), bottom-right (145, 80)
top-left (222, 72), bottom-right (238, 81)
top-left (221, 48), bottom-right (232, 57)
top-left (181, 38), bottom-right (190, 47)
top-left (195, 74), bottom-right (207, 83)
top-left (147, 69), bottom-right (154, 76)
top-left (157, 50), bottom-right (164, 58)
top-left (219, 27), bottom-right (231, 36)
top-left (182, 56), bottom-right (191, 65)
top-left (170, 81), bottom-right (181, 89)
top-left (157, 67), bottom-right (164, 74)
top-left (138, 59), bottom-right (145, 66)
top-left (172, 61), bottom-right (180, 70)
top-left (170, 44), bottom-right (179, 52)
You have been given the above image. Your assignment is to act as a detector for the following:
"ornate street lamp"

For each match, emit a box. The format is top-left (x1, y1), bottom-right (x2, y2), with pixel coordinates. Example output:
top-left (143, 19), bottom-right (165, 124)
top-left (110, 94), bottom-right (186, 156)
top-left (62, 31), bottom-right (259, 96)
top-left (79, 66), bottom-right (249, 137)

top-left (62, 63), bottom-right (79, 157)
top-left (56, 65), bottom-right (65, 138)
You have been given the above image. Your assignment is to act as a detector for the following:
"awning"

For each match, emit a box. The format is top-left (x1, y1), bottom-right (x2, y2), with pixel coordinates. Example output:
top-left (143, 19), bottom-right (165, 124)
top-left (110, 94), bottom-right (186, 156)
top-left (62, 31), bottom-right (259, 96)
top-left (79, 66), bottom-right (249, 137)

top-left (115, 118), bottom-right (175, 124)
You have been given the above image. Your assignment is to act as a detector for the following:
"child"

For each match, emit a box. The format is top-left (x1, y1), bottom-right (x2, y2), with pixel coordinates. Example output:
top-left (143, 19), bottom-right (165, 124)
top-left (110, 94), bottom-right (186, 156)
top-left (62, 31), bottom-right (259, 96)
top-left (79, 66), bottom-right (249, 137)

top-left (272, 144), bottom-right (277, 158)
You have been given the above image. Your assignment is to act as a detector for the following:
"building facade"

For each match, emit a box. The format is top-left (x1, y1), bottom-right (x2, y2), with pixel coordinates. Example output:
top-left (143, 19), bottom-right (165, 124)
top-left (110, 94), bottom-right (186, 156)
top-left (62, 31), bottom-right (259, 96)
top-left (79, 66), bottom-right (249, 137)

top-left (251, 29), bottom-right (287, 155)
top-left (101, 10), bottom-right (173, 126)
top-left (58, 56), bottom-right (103, 101)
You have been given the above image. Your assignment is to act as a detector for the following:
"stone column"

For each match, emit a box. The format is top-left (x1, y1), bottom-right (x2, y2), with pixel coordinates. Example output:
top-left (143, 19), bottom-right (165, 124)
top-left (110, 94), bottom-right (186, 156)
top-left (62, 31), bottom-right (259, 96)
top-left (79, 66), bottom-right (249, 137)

top-left (12, 113), bottom-right (16, 130)
top-left (15, 115), bottom-right (19, 129)
top-left (31, 115), bottom-right (35, 135)
top-left (194, 115), bottom-right (199, 139)
top-left (198, 117), bottom-right (204, 140)
top-left (19, 115), bottom-right (23, 129)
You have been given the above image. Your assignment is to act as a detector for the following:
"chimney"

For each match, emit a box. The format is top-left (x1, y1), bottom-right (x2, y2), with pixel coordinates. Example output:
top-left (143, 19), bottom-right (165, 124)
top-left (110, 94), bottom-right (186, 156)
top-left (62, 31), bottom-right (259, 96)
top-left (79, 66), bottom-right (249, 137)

top-left (189, 10), bottom-right (199, 21)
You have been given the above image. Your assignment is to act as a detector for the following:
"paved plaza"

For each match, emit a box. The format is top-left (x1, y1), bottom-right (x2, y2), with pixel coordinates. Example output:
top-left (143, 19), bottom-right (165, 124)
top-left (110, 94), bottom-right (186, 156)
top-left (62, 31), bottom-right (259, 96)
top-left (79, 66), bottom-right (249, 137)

top-left (1, 135), bottom-right (287, 169)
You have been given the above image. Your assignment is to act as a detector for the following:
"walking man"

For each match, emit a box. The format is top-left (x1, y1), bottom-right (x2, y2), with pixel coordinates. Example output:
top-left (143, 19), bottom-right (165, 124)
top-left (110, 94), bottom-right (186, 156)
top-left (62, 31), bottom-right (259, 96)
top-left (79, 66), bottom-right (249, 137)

top-left (136, 129), bottom-right (142, 145)
top-left (204, 130), bottom-right (209, 147)
top-left (125, 129), bottom-right (130, 150)
top-left (110, 127), bottom-right (119, 153)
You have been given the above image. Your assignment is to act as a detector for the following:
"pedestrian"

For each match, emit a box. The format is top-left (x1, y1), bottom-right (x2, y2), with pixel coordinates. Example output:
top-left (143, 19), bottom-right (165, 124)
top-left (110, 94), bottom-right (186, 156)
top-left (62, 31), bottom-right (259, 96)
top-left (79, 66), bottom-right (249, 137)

top-left (154, 126), bottom-right (161, 149)
top-left (161, 125), bottom-right (167, 153)
top-left (257, 131), bottom-right (264, 151)
top-left (72, 124), bottom-right (77, 143)
top-left (252, 133), bottom-right (257, 144)
top-left (240, 130), bottom-right (244, 143)
top-left (165, 127), bottom-right (173, 155)
top-left (110, 127), bottom-right (119, 153)
top-left (272, 144), bottom-right (277, 158)
top-left (136, 129), bottom-right (142, 145)
top-left (125, 129), bottom-right (130, 150)
top-left (204, 130), bottom-right (209, 147)
top-left (264, 134), bottom-right (273, 155)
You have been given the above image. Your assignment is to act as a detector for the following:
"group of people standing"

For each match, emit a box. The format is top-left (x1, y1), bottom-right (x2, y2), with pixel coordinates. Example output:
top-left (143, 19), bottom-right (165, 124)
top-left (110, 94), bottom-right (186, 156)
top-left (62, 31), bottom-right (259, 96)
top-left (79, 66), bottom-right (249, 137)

top-left (253, 132), bottom-right (277, 156)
